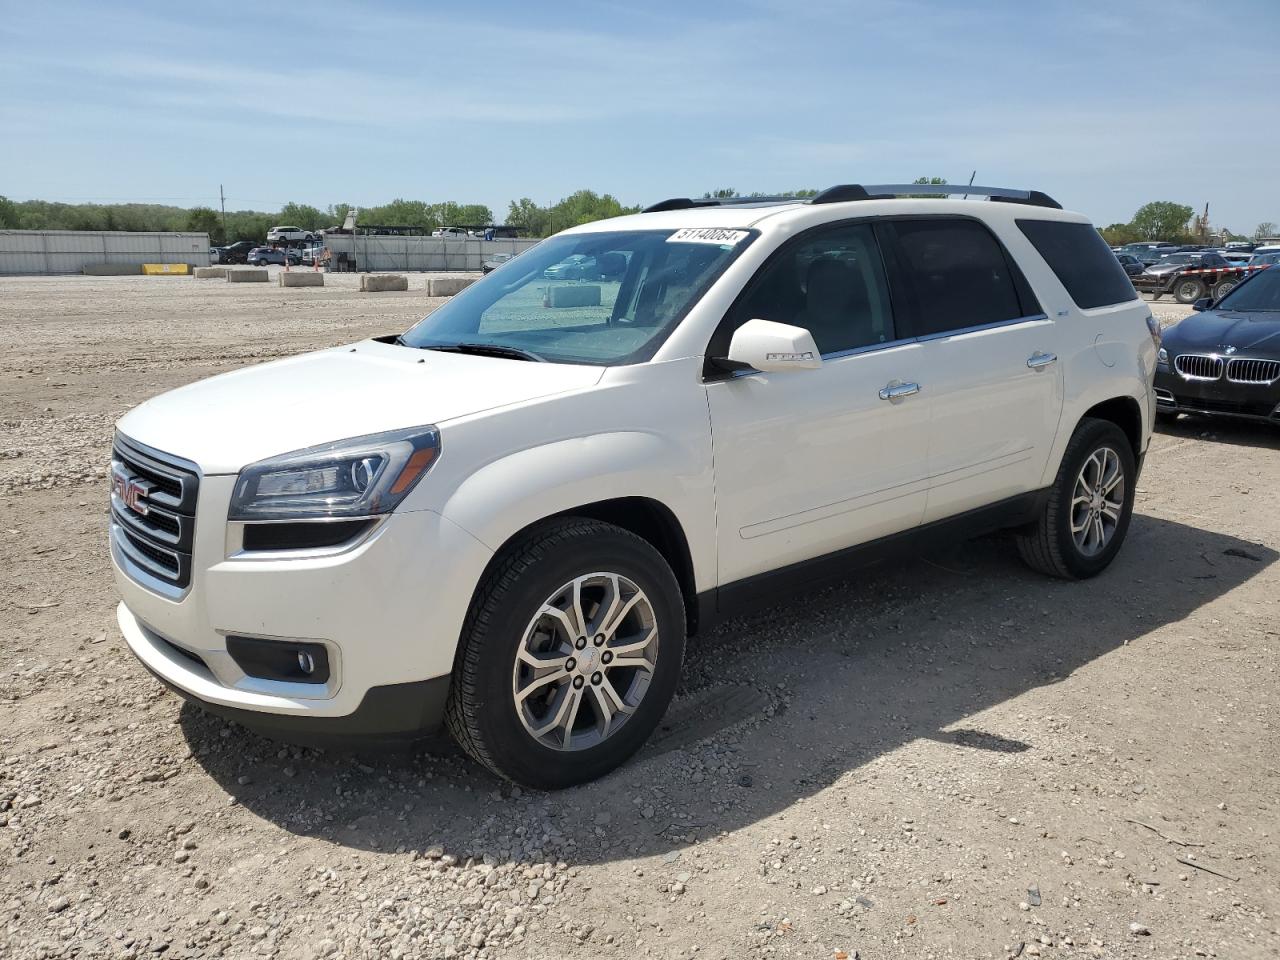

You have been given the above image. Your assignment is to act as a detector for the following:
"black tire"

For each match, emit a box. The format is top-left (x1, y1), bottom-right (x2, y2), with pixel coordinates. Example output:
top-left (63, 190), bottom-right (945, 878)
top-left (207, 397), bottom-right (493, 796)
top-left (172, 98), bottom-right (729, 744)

top-left (1212, 278), bottom-right (1236, 300)
top-left (1174, 278), bottom-right (1206, 304)
top-left (1016, 418), bottom-right (1137, 580)
top-left (446, 518), bottom-right (685, 789)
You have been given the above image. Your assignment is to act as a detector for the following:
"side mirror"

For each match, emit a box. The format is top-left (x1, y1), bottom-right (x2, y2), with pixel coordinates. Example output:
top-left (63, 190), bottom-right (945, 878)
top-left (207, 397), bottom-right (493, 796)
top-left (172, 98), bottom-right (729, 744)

top-left (1192, 297), bottom-right (1212, 312)
top-left (725, 319), bottom-right (822, 373)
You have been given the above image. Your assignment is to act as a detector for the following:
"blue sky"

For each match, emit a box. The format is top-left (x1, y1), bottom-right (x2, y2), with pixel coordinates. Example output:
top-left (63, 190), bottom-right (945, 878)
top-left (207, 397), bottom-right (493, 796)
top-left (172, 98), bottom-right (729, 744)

top-left (3, 0), bottom-right (1278, 231)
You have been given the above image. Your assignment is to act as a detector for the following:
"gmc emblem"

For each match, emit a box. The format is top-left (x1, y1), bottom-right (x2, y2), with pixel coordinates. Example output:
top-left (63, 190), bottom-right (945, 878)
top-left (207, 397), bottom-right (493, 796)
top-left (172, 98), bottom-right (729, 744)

top-left (112, 470), bottom-right (154, 516)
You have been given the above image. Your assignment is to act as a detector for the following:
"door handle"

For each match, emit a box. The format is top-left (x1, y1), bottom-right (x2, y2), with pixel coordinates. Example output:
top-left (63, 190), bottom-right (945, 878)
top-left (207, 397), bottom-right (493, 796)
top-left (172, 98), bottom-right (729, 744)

top-left (878, 381), bottom-right (921, 401)
top-left (1027, 352), bottom-right (1058, 369)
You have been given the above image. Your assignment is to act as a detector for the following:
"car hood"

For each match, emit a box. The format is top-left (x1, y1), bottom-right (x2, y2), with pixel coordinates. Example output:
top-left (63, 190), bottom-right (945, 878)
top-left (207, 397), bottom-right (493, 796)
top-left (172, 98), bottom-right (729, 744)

top-left (1164, 310), bottom-right (1280, 354)
top-left (1145, 262), bottom-right (1190, 275)
top-left (116, 339), bottom-right (606, 474)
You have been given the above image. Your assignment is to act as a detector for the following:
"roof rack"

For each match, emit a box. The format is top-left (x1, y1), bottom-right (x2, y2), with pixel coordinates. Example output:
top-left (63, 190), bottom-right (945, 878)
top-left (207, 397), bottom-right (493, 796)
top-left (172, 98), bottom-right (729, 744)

top-left (810, 184), bottom-right (1061, 209)
top-left (642, 196), bottom-right (807, 213)
top-left (643, 184), bottom-right (1062, 215)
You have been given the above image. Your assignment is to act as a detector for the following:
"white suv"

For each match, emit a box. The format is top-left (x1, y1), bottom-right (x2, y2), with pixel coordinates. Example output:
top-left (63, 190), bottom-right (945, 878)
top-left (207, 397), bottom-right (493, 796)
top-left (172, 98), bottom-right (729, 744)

top-left (265, 225), bottom-right (315, 244)
top-left (110, 184), bottom-right (1159, 788)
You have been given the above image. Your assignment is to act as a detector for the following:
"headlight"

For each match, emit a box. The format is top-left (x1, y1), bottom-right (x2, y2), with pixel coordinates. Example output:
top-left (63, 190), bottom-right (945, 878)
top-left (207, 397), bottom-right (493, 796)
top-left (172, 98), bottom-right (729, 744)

top-left (1157, 347), bottom-right (1168, 365)
top-left (229, 426), bottom-right (440, 521)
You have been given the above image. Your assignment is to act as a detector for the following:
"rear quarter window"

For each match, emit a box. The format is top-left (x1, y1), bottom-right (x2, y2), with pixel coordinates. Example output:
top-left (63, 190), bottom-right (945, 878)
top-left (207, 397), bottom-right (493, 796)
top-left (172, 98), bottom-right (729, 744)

top-left (1017, 219), bottom-right (1137, 309)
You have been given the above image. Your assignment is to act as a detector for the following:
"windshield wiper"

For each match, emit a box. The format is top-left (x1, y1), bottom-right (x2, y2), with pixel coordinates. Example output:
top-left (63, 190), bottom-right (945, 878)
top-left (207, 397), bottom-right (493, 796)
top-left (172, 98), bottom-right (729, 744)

top-left (423, 342), bottom-right (546, 362)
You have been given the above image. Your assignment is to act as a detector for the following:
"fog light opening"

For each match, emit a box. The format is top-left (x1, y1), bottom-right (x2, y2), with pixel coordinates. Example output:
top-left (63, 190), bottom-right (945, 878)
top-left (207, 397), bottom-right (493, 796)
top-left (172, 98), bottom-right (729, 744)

top-left (297, 651), bottom-right (316, 675)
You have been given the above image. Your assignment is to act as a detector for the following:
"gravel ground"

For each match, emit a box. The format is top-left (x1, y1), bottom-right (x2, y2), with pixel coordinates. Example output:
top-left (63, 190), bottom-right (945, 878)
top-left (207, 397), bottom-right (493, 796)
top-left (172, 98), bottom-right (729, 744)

top-left (1, 275), bottom-right (1277, 960)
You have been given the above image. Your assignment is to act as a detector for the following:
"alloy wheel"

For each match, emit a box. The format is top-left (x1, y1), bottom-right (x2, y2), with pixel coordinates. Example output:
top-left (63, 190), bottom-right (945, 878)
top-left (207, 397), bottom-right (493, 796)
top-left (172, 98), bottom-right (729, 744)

top-left (512, 572), bottom-right (659, 751)
top-left (1070, 446), bottom-right (1125, 557)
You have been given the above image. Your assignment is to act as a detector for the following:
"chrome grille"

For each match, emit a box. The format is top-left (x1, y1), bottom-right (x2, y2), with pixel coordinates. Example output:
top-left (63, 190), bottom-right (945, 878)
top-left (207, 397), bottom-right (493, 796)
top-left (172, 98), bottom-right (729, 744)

top-left (1173, 354), bottom-right (1223, 381)
top-left (1226, 358), bottom-right (1280, 385)
top-left (110, 434), bottom-right (199, 592)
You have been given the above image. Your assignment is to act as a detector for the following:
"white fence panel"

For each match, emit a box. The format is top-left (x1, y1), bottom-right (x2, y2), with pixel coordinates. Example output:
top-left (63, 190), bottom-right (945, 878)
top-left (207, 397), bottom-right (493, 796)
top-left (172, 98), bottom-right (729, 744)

top-left (0, 231), bottom-right (212, 275)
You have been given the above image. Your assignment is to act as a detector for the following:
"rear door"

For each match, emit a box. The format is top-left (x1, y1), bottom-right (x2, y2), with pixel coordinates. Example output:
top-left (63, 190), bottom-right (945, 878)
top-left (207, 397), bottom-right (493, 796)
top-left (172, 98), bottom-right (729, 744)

top-left (705, 221), bottom-right (930, 586)
top-left (882, 217), bottom-right (1064, 523)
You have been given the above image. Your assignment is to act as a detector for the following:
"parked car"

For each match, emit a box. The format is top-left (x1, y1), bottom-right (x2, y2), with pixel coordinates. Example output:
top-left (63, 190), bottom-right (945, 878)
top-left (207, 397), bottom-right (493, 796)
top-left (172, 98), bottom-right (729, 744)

top-left (266, 225), bottom-right (316, 244)
top-left (432, 227), bottom-right (468, 239)
top-left (1221, 251), bottom-right (1253, 267)
top-left (108, 183), bottom-right (1156, 788)
top-left (1248, 252), bottom-right (1280, 269)
top-left (218, 240), bottom-right (258, 265)
top-left (1154, 266), bottom-right (1280, 425)
top-left (248, 247), bottom-right (287, 266)
top-left (300, 244), bottom-right (324, 266)
top-left (1122, 242), bottom-right (1179, 265)
top-left (543, 254), bottom-right (598, 280)
top-left (482, 253), bottom-right (514, 274)
top-left (1115, 252), bottom-right (1145, 276)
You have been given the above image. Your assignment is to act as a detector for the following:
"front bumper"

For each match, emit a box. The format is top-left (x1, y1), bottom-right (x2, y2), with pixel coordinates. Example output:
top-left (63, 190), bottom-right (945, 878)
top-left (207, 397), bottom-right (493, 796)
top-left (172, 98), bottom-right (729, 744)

top-left (1153, 366), bottom-right (1280, 424)
top-left (112, 472), bottom-right (494, 739)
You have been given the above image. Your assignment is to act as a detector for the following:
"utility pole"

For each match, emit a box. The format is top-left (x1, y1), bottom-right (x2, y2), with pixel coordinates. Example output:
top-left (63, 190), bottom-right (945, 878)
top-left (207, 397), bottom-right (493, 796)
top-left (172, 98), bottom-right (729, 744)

top-left (219, 184), bottom-right (226, 240)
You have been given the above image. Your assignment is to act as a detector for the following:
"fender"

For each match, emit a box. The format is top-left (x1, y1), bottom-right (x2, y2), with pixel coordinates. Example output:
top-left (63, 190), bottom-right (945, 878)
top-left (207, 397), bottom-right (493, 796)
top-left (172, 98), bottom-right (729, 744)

top-left (438, 430), bottom-right (717, 595)
top-left (1042, 337), bottom-right (1151, 487)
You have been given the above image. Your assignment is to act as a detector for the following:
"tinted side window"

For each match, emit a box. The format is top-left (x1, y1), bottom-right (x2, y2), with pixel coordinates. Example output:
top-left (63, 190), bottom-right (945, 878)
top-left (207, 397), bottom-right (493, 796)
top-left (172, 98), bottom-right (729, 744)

top-left (887, 219), bottom-right (1026, 336)
top-left (1017, 219), bottom-right (1137, 309)
top-left (717, 223), bottom-right (895, 356)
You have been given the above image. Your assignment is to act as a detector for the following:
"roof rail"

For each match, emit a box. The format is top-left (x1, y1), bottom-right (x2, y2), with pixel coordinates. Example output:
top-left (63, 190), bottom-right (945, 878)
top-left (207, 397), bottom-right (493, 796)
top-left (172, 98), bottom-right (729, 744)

top-left (810, 184), bottom-right (1061, 209)
top-left (642, 195), bottom-right (807, 213)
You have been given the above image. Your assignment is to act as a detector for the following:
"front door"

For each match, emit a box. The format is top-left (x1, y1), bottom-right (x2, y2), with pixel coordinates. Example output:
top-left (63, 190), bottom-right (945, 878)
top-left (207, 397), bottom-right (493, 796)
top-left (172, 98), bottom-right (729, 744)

top-left (705, 221), bottom-right (931, 587)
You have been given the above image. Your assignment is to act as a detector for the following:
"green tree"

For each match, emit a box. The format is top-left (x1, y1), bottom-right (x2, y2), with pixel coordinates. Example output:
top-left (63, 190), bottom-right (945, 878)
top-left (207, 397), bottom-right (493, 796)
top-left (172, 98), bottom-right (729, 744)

top-left (703, 188), bottom-right (737, 199)
top-left (0, 195), bottom-right (19, 228)
top-left (1099, 222), bottom-right (1140, 246)
top-left (506, 197), bottom-right (550, 237)
top-left (547, 190), bottom-right (640, 233)
top-left (1255, 221), bottom-right (1278, 240)
top-left (913, 176), bottom-right (948, 185)
top-left (185, 206), bottom-right (224, 244)
top-left (1130, 201), bottom-right (1193, 241)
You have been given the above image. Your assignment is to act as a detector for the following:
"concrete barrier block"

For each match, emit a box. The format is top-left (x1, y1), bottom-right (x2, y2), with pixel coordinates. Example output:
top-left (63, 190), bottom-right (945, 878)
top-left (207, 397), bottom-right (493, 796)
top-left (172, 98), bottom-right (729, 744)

top-left (142, 263), bottom-right (190, 275)
top-left (193, 267), bottom-right (227, 279)
top-left (360, 274), bottom-right (408, 292)
top-left (82, 263), bottom-right (143, 276)
top-left (226, 268), bottom-right (269, 283)
top-left (546, 284), bottom-right (602, 308)
top-left (279, 271), bottom-right (324, 287)
top-left (427, 276), bottom-right (476, 297)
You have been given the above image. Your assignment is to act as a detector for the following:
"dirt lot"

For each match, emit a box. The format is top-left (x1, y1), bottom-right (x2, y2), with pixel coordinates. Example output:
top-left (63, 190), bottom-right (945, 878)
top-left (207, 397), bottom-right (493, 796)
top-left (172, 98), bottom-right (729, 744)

top-left (1, 273), bottom-right (1278, 960)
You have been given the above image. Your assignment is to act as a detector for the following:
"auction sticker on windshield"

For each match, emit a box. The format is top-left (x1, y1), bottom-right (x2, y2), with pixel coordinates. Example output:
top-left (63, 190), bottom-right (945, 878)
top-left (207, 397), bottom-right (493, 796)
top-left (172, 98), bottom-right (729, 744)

top-left (667, 228), bottom-right (749, 246)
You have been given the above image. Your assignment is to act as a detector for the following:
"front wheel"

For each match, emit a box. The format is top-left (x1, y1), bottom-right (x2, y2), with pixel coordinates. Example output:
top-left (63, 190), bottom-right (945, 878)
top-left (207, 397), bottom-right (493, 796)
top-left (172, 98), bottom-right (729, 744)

top-left (1016, 418), bottom-right (1136, 580)
top-left (1174, 278), bottom-right (1206, 304)
top-left (446, 518), bottom-right (685, 789)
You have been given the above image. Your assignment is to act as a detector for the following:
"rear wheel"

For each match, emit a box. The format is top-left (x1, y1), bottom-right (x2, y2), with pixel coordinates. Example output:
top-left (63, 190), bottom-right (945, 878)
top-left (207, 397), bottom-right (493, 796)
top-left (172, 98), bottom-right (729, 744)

top-left (1174, 278), bottom-right (1206, 304)
top-left (1016, 418), bottom-right (1136, 580)
top-left (1212, 278), bottom-right (1237, 300)
top-left (446, 518), bottom-right (685, 789)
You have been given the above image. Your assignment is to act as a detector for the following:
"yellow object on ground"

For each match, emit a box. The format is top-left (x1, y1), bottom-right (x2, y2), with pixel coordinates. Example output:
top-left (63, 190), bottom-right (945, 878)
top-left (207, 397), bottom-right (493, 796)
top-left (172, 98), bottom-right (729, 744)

top-left (141, 263), bottom-right (190, 275)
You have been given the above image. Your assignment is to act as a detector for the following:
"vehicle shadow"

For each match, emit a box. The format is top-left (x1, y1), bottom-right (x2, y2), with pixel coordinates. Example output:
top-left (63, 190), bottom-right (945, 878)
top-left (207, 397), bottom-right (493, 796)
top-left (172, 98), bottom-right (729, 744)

top-left (180, 514), bottom-right (1274, 867)
top-left (1156, 413), bottom-right (1280, 450)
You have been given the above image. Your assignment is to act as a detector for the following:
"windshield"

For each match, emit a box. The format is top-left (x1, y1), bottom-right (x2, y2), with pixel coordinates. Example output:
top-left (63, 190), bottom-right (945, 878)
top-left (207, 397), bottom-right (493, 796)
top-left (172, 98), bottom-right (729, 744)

top-left (400, 229), bottom-right (754, 365)
top-left (1251, 253), bottom-right (1280, 266)
top-left (1215, 267), bottom-right (1280, 312)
